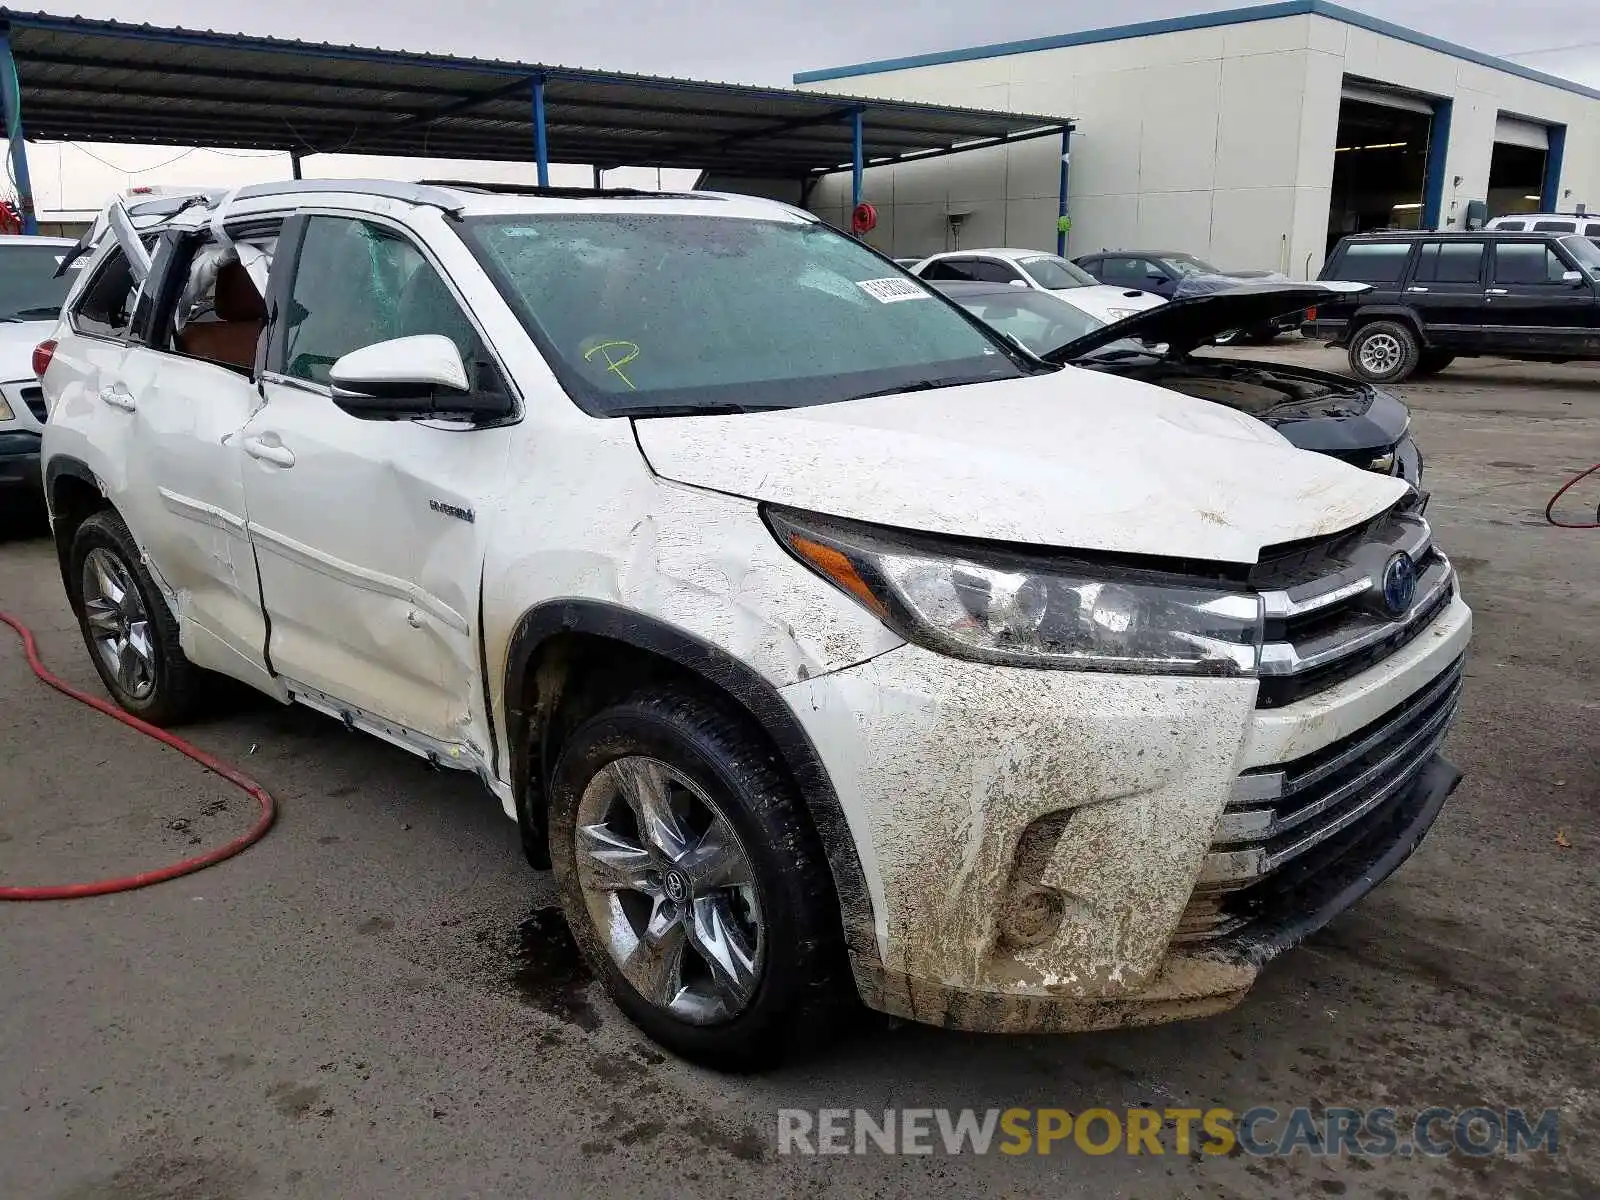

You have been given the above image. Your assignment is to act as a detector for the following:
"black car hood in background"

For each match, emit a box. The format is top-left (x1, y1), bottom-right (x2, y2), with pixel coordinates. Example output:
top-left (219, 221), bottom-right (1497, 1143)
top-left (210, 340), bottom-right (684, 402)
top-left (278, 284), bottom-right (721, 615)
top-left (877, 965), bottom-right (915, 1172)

top-left (1045, 282), bottom-right (1370, 362)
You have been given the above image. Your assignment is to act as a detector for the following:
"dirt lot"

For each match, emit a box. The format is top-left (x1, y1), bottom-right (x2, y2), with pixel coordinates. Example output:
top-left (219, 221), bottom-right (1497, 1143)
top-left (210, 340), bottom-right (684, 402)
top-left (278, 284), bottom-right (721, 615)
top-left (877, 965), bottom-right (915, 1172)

top-left (1, 344), bottom-right (1595, 1199)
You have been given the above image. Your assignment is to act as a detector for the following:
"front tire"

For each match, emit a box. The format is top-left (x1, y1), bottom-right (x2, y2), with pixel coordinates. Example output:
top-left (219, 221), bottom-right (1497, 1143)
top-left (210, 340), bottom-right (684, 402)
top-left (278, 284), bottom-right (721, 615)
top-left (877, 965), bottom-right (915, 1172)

top-left (1348, 321), bottom-right (1421, 384)
top-left (68, 509), bottom-right (203, 725)
top-left (548, 688), bottom-right (846, 1071)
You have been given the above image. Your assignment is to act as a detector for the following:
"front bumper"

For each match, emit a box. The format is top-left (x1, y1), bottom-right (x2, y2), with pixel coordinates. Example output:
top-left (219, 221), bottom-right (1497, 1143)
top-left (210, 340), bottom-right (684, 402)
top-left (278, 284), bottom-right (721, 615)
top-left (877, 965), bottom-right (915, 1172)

top-left (0, 430), bottom-right (42, 492)
top-left (782, 593), bottom-right (1471, 1032)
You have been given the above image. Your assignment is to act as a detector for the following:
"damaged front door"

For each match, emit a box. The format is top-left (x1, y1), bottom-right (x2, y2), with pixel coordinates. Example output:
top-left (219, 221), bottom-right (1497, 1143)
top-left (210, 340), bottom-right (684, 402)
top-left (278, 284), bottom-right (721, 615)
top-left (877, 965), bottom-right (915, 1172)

top-left (240, 213), bottom-right (510, 757)
top-left (113, 229), bottom-right (275, 691)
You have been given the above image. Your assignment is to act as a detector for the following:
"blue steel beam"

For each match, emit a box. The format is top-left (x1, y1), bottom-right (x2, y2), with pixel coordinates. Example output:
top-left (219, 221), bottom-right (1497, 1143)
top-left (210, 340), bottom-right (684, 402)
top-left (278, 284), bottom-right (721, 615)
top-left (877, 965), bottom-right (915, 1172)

top-left (1541, 125), bottom-right (1567, 213)
top-left (1422, 98), bottom-right (1452, 230)
top-left (851, 107), bottom-right (864, 210)
top-left (0, 30), bottom-right (38, 233)
top-left (532, 74), bottom-right (549, 187)
top-left (1056, 126), bottom-right (1072, 256)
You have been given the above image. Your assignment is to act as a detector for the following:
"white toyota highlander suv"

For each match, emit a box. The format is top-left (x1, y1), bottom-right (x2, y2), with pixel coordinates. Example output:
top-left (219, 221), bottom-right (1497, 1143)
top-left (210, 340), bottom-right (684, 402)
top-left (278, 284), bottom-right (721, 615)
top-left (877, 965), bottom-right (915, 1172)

top-left (37, 181), bottom-right (1470, 1069)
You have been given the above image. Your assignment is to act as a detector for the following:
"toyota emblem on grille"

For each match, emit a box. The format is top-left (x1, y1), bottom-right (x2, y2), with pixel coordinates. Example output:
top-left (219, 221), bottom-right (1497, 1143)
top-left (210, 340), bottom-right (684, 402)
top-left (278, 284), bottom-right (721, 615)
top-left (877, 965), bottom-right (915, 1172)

top-left (1381, 552), bottom-right (1417, 617)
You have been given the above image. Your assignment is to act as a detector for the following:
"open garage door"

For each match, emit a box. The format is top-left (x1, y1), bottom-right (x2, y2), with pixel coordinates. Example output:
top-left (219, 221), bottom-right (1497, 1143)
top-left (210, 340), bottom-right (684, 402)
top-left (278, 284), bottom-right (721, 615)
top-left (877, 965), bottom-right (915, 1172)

top-left (1327, 87), bottom-right (1437, 255)
top-left (1488, 116), bottom-right (1550, 219)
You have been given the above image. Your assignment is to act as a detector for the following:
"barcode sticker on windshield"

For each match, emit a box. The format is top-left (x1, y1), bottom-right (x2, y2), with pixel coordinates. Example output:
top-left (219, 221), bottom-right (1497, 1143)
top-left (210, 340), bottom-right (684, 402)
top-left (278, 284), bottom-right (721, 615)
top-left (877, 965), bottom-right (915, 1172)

top-left (857, 277), bottom-right (929, 304)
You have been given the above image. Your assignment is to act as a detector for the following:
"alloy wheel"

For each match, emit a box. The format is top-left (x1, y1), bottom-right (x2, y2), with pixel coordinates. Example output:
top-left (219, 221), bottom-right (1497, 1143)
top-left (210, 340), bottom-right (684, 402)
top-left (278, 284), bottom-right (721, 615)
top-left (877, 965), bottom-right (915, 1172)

top-left (1358, 332), bottom-right (1404, 376)
top-left (574, 755), bottom-right (764, 1025)
top-left (81, 548), bottom-right (156, 701)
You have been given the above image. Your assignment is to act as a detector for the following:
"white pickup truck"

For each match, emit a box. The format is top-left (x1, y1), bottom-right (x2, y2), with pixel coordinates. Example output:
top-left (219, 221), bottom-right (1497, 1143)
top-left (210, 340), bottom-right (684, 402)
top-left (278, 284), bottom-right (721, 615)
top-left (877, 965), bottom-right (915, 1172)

top-left (37, 182), bottom-right (1470, 1070)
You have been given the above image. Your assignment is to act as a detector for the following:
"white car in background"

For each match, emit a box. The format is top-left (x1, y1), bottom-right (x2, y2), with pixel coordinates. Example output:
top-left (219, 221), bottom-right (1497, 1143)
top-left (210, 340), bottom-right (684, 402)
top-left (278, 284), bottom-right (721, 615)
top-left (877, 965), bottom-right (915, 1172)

top-left (0, 235), bottom-right (80, 511)
top-left (910, 247), bottom-right (1167, 324)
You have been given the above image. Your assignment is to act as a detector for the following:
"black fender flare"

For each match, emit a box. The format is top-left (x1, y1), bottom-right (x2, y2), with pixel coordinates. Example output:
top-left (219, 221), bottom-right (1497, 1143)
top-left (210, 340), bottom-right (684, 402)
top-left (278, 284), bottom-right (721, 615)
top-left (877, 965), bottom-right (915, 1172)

top-left (1347, 306), bottom-right (1433, 348)
top-left (502, 598), bottom-right (877, 959)
top-left (42, 455), bottom-right (107, 600)
top-left (44, 453), bottom-right (100, 501)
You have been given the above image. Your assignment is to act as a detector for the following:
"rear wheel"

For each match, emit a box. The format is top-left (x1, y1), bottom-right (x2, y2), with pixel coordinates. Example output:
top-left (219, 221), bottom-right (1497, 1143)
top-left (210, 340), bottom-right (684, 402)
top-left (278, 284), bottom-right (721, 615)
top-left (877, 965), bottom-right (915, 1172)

top-left (1348, 321), bottom-right (1421, 384)
top-left (548, 687), bottom-right (846, 1071)
top-left (1413, 351), bottom-right (1455, 377)
top-left (68, 509), bottom-right (204, 725)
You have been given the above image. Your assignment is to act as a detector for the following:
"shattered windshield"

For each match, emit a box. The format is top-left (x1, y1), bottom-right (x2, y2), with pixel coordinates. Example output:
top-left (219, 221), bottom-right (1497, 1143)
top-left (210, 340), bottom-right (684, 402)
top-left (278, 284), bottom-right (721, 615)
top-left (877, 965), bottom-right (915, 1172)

top-left (1017, 255), bottom-right (1097, 290)
top-left (953, 290), bottom-right (1103, 353)
top-left (0, 244), bottom-right (76, 322)
top-left (459, 212), bottom-right (1027, 416)
top-left (1165, 254), bottom-right (1222, 279)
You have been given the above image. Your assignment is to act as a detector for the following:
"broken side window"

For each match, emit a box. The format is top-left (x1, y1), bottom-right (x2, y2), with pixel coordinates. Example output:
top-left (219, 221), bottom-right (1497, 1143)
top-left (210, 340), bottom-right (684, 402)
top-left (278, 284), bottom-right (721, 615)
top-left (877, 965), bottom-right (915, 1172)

top-left (166, 236), bottom-right (275, 371)
top-left (280, 217), bottom-right (489, 390)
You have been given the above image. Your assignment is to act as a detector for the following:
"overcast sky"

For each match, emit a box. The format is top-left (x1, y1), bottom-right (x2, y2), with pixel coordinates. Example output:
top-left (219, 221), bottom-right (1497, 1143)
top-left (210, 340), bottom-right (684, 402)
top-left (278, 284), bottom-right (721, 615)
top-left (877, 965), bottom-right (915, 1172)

top-left (51, 0), bottom-right (1600, 86)
top-left (15, 1), bottom-right (1600, 216)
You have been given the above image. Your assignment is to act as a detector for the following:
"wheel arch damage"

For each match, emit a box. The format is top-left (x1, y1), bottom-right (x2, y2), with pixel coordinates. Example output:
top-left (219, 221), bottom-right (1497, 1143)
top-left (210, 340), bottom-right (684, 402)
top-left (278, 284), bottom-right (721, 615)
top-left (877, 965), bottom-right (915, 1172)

top-left (502, 598), bottom-right (877, 959)
top-left (44, 454), bottom-right (110, 605)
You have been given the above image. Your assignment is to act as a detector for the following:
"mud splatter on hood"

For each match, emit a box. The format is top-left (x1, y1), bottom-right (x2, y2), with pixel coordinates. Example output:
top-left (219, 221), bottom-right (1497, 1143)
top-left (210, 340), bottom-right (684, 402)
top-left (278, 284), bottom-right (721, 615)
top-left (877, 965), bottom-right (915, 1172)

top-left (634, 367), bottom-right (1407, 565)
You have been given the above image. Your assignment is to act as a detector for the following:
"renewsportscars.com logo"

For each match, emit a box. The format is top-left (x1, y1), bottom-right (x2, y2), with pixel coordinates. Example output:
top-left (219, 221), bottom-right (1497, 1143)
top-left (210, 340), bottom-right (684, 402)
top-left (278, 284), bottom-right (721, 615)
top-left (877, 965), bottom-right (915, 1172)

top-left (776, 1107), bottom-right (1561, 1158)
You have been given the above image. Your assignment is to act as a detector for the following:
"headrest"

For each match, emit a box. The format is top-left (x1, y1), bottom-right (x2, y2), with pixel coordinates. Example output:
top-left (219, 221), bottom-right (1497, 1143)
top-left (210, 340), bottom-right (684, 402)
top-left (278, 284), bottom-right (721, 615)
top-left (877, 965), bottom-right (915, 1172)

top-left (215, 261), bottom-right (266, 322)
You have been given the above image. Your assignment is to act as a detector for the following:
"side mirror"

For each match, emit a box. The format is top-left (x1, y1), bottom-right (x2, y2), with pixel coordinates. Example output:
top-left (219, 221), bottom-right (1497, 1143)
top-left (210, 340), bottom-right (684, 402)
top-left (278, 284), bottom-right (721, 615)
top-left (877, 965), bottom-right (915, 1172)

top-left (330, 334), bottom-right (512, 422)
top-left (1008, 278), bottom-right (1029, 287)
top-left (1561, 269), bottom-right (1585, 286)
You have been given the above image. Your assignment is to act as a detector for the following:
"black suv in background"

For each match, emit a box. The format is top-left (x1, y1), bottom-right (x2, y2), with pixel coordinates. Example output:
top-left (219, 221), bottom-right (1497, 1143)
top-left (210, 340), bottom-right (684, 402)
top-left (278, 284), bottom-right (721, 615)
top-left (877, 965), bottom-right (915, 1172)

top-left (1304, 231), bottom-right (1600, 383)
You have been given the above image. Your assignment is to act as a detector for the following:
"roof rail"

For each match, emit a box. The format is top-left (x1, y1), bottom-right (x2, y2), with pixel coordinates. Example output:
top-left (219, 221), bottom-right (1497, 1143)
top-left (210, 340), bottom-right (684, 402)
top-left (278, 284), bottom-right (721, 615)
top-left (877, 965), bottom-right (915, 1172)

top-left (232, 179), bottom-right (469, 214)
top-left (415, 179), bottom-right (708, 201)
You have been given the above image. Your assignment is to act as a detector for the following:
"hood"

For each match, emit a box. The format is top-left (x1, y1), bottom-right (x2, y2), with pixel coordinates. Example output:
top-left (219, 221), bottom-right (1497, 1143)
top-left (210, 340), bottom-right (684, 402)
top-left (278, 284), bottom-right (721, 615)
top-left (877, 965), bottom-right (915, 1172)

top-left (1051, 285), bottom-right (1165, 322)
top-left (1046, 282), bottom-right (1367, 362)
top-left (634, 368), bottom-right (1406, 565)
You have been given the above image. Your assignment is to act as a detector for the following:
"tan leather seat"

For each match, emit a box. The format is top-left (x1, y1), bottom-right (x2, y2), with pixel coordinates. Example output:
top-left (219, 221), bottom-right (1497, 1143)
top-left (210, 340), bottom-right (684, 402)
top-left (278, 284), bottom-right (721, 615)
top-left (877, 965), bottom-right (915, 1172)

top-left (177, 262), bottom-right (266, 370)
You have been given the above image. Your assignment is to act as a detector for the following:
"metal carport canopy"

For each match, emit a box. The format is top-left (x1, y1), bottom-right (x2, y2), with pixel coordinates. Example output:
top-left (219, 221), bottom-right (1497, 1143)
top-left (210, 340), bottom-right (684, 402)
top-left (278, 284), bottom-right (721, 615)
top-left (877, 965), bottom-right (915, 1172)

top-left (0, 8), bottom-right (1067, 183)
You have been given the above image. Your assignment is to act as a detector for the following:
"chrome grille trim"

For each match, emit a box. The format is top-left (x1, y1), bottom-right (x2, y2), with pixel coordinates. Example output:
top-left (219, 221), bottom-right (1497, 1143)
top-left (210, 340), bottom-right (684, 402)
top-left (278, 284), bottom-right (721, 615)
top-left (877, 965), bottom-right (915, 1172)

top-left (1250, 509), bottom-right (1454, 707)
top-left (1259, 553), bottom-right (1453, 677)
top-left (1198, 656), bottom-right (1465, 891)
top-left (1257, 513), bottom-right (1430, 620)
top-left (1256, 663), bottom-right (1462, 803)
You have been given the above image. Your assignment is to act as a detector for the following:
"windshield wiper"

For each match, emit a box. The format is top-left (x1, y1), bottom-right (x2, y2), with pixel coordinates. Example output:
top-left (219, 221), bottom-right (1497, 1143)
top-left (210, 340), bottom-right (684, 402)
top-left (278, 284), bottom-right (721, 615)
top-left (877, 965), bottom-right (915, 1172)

top-left (843, 375), bottom-right (1001, 402)
top-left (1, 305), bottom-right (63, 323)
top-left (615, 401), bottom-right (789, 418)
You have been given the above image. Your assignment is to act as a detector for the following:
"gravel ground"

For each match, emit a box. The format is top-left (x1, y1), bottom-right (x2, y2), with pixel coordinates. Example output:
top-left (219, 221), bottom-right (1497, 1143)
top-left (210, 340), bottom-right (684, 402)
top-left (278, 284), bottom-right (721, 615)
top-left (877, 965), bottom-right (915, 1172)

top-left (1, 345), bottom-right (1595, 1199)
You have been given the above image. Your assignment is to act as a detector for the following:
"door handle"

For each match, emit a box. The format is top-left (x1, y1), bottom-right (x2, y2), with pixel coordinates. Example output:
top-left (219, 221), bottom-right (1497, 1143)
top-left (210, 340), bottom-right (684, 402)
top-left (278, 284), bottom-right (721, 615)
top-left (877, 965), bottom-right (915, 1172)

top-left (98, 385), bottom-right (137, 412)
top-left (1486, 288), bottom-right (1509, 295)
top-left (1406, 286), bottom-right (1429, 293)
top-left (242, 435), bottom-right (296, 468)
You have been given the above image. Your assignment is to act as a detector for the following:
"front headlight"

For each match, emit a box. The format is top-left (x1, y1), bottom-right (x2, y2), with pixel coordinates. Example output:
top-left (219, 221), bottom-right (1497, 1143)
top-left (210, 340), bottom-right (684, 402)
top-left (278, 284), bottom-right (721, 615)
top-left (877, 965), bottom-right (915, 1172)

top-left (767, 508), bottom-right (1263, 674)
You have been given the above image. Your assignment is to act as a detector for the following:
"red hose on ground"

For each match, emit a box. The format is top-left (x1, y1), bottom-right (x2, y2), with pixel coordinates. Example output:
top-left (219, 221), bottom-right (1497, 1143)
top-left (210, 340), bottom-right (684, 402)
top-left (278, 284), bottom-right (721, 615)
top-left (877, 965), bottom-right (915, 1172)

top-left (1545, 463), bottom-right (1600, 529)
top-left (0, 611), bottom-right (275, 900)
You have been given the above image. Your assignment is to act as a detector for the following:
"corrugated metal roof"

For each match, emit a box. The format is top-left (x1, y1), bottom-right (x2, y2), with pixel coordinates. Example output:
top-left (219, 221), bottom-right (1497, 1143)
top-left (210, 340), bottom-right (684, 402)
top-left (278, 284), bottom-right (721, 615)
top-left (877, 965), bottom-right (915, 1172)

top-left (0, 10), bottom-right (1071, 176)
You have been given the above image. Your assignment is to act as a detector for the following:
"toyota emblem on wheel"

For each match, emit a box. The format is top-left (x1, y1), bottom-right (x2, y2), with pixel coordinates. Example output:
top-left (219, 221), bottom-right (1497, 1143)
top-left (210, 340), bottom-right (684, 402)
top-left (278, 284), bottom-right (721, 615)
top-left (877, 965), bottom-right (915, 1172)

top-left (1382, 551), bottom-right (1417, 617)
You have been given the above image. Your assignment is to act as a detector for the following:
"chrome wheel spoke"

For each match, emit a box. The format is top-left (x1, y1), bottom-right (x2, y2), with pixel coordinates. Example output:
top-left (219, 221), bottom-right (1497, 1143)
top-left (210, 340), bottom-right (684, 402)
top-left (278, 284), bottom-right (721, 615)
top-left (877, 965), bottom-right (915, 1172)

top-left (611, 758), bottom-right (691, 861)
top-left (84, 599), bottom-right (121, 636)
top-left (617, 907), bottom-right (688, 1006)
top-left (681, 819), bottom-right (751, 892)
top-left (575, 823), bottom-right (658, 893)
top-left (116, 637), bottom-right (146, 693)
top-left (92, 555), bottom-right (125, 609)
top-left (82, 550), bottom-right (155, 701)
top-left (687, 894), bottom-right (760, 1009)
top-left (575, 754), bottom-right (765, 1025)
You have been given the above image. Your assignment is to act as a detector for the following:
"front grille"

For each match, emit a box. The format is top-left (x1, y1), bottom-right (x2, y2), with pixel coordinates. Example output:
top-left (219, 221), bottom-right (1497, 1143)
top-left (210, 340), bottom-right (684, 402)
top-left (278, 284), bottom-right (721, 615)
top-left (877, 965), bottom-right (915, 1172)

top-left (1250, 506), bottom-right (1454, 708)
top-left (1176, 655), bottom-right (1464, 943)
top-left (21, 386), bottom-right (47, 423)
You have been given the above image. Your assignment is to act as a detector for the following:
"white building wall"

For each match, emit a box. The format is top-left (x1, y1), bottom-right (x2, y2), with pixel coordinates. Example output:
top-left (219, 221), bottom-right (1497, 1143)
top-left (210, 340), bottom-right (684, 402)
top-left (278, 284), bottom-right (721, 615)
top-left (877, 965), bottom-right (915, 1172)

top-left (801, 11), bottom-right (1600, 279)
